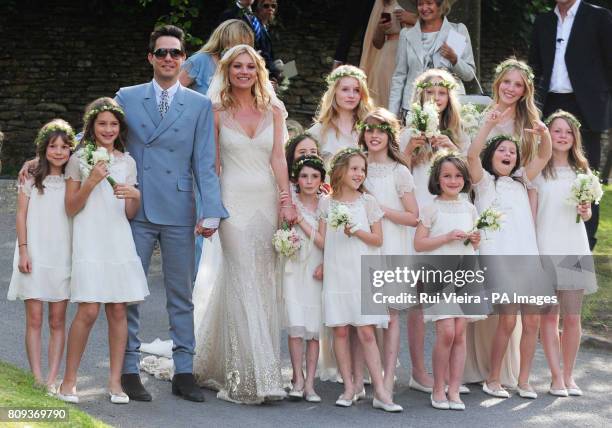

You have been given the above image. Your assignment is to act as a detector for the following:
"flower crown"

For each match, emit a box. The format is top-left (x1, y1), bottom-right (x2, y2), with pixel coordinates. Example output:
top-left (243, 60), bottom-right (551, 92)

top-left (428, 149), bottom-right (463, 175)
top-left (35, 120), bottom-right (76, 148)
top-left (83, 104), bottom-right (125, 125)
top-left (544, 110), bottom-right (582, 130)
top-left (494, 60), bottom-right (535, 83)
top-left (485, 134), bottom-right (521, 151)
top-left (356, 121), bottom-right (393, 133)
top-left (415, 80), bottom-right (457, 91)
top-left (325, 67), bottom-right (367, 87)
top-left (329, 147), bottom-right (364, 171)
top-left (291, 155), bottom-right (325, 178)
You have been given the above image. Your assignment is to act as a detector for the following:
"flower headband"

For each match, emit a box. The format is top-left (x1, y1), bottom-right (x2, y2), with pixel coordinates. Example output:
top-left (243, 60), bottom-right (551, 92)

top-left (428, 149), bottom-right (463, 175)
top-left (356, 121), bottom-right (393, 133)
top-left (35, 120), bottom-right (76, 148)
top-left (325, 67), bottom-right (367, 87)
top-left (494, 60), bottom-right (535, 83)
top-left (544, 110), bottom-right (582, 130)
top-left (329, 147), bottom-right (364, 171)
top-left (83, 104), bottom-right (125, 125)
top-left (415, 80), bottom-right (457, 91)
top-left (485, 134), bottom-right (520, 151)
top-left (291, 155), bottom-right (325, 178)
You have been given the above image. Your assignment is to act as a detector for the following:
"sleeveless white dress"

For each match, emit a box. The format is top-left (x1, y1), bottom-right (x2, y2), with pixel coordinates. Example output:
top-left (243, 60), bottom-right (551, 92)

top-left (193, 109), bottom-right (286, 404)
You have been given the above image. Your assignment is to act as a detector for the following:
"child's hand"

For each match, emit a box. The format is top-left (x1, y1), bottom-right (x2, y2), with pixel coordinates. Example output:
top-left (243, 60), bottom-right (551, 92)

top-left (431, 134), bottom-right (454, 150)
top-left (18, 158), bottom-right (38, 184)
top-left (313, 264), bottom-right (324, 281)
top-left (524, 120), bottom-right (550, 138)
top-left (320, 183), bottom-right (331, 194)
top-left (88, 162), bottom-right (108, 185)
top-left (343, 224), bottom-right (354, 237)
top-left (114, 184), bottom-right (140, 200)
top-left (577, 202), bottom-right (592, 220)
top-left (18, 251), bottom-right (32, 273)
top-left (408, 134), bottom-right (427, 152)
top-left (484, 105), bottom-right (512, 126)
top-left (468, 230), bottom-right (481, 249)
top-left (446, 229), bottom-right (468, 243)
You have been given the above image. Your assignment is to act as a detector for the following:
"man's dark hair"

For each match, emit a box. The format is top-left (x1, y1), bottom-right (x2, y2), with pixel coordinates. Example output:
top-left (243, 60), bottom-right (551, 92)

top-left (149, 25), bottom-right (185, 53)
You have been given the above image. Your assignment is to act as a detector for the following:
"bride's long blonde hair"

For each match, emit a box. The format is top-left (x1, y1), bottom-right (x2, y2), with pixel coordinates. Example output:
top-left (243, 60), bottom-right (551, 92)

top-left (214, 44), bottom-right (271, 111)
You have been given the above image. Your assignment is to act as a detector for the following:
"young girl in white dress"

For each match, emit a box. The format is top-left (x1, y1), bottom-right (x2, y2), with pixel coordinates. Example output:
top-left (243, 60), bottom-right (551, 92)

top-left (414, 152), bottom-right (482, 411)
top-left (308, 65), bottom-right (373, 167)
top-left (58, 98), bottom-right (149, 404)
top-left (536, 110), bottom-right (598, 397)
top-left (464, 58), bottom-right (543, 390)
top-left (318, 148), bottom-right (402, 412)
top-left (467, 107), bottom-right (552, 399)
top-left (8, 120), bottom-right (75, 394)
top-left (360, 107), bottom-right (418, 397)
top-left (283, 155), bottom-right (326, 403)
top-left (399, 69), bottom-right (469, 393)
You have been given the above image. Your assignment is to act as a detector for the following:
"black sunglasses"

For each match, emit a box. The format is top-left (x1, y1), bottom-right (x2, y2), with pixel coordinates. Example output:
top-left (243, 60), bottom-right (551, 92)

top-left (152, 48), bottom-right (184, 59)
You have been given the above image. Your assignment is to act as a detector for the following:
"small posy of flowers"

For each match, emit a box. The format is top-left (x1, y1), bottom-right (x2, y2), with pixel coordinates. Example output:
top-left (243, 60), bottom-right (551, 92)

top-left (406, 101), bottom-right (440, 154)
top-left (464, 206), bottom-right (503, 245)
top-left (329, 203), bottom-right (353, 230)
top-left (79, 141), bottom-right (117, 186)
top-left (568, 173), bottom-right (604, 223)
top-left (460, 103), bottom-right (484, 138)
top-left (272, 222), bottom-right (302, 258)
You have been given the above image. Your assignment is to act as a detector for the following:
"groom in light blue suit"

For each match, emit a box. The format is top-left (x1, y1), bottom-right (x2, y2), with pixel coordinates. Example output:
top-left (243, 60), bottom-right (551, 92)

top-left (115, 25), bottom-right (228, 403)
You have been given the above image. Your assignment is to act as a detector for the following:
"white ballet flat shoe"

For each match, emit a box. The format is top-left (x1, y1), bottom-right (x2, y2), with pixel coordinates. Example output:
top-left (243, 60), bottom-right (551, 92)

top-left (304, 392), bottom-right (321, 403)
top-left (373, 397), bottom-right (403, 413)
top-left (46, 384), bottom-right (57, 397)
top-left (409, 376), bottom-right (433, 393)
top-left (288, 387), bottom-right (304, 400)
top-left (517, 385), bottom-right (537, 399)
top-left (444, 384), bottom-right (471, 394)
top-left (56, 384), bottom-right (79, 404)
top-left (430, 394), bottom-right (450, 410)
top-left (353, 388), bottom-right (366, 401)
top-left (548, 384), bottom-right (569, 397)
top-left (109, 391), bottom-right (130, 404)
top-left (449, 400), bottom-right (466, 411)
top-left (335, 394), bottom-right (353, 407)
top-left (482, 382), bottom-right (510, 398)
top-left (567, 386), bottom-right (583, 396)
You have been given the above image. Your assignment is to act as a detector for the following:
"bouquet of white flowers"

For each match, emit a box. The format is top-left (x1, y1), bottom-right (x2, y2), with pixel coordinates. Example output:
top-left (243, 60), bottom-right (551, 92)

top-left (406, 101), bottom-right (440, 155)
top-left (460, 103), bottom-right (484, 138)
top-left (464, 206), bottom-right (504, 245)
top-left (79, 142), bottom-right (117, 186)
top-left (568, 173), bottom-right (604, 223)
top-left (272, 222), bottom-right (302, 258)
top-left (328, 203), bottom-right (353, 230)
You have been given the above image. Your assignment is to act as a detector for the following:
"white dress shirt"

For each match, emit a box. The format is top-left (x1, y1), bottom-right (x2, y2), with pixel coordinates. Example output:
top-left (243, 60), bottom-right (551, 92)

top-left (549, 0), bottom-right (581, 93)
top-left (151, 79), bottom-right (220, 229)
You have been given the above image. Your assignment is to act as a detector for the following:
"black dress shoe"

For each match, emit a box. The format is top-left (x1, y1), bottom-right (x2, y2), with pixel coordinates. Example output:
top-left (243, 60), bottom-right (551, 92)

top-left (121, 373), bottom-right (152, 402)
top-left (172, 373), bottom-right (205, 402)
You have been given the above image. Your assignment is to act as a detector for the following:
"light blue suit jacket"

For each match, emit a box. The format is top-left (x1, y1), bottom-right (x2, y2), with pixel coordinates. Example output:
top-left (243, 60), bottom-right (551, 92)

top-left (115, 82), bottom-right (228, 226)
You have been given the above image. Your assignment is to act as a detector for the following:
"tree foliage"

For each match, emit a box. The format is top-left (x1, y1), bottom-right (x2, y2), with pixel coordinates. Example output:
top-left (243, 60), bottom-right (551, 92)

top-left (139, 0), bottom-right (204, 45)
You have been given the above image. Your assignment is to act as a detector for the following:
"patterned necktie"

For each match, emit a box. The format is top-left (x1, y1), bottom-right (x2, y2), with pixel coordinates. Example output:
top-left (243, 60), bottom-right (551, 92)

top-left (248, 15), bottom-right (264, 43)
top-left (159, 89), bottom-right (169, 118)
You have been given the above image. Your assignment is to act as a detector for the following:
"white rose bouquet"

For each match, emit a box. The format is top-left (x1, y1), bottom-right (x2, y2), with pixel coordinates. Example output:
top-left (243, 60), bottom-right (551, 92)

top-left (406, 101), bottom-right (440, 155)
top-left (328, 203), bottom-right (353, 230)
top-left (460, 103), bottom-right (484, 138)
top-left (464, 206), bottom-right (504, 245)
top-left (568, 173), bottom-right (604, 223)
top-left (80, 142), bottom-right (117, 186)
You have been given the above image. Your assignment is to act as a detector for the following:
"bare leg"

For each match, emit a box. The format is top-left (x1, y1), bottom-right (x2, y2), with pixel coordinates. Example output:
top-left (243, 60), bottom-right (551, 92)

top-left (333, 326), bottom-right (354, 400)
top-left (518, 311), bottom-right (540, 388)
top-left (105, 303), bottom-right (127, 394)
top-left (382, 309), bottom-right (400, 394)
top-left (432, 319), bottom-right (454, 402)
top-left (356, 325), bottom-right (394, 405)
top-left (46, 300), bottom-right (68, 387)
top-left (447, 318), bottom-right (467, 403)
top-left (24, 299), bottom-right (44, 384)
top-left (350, 327), bottom-right (365, 394)
top-left (540, 304), bottom-right (565, 390)
top-left (288, 336), bottom-right (305, 390)
top-left (487, 310), bottom-right (518, 389)
top-left (61, 303), bottom-right (100, 394)
top-left (304, 339), bottom-right (319, 395)
top-left (560, 291), bottom-right (584, 389)
top-left (408, 306), bottom-right (433, 386)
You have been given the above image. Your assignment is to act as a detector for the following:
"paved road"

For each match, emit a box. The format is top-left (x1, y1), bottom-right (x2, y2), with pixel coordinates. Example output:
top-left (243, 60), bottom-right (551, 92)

top-left (0, 179), bottom-right (610, 427)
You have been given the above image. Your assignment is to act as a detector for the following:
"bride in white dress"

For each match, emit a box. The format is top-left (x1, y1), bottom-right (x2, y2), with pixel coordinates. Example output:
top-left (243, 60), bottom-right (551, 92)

top-left (193, 45), bottom-right (297, 404)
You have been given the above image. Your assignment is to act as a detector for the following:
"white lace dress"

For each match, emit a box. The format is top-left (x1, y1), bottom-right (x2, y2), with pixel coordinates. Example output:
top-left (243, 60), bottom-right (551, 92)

top-left (533, 167), bottom-right (597, 294)
top-left (283, 195), bottom-right (323, 340)
top-left (307, 122), bottom-right (359, 167)
top-left (320, 194), bottom-right (389, 328)
top-left (65, 150), bottom-right (149, 303)
top-left (193, 109), bottom-right (286, 404)
top-left (8, 176), bottom-right (71, 301)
